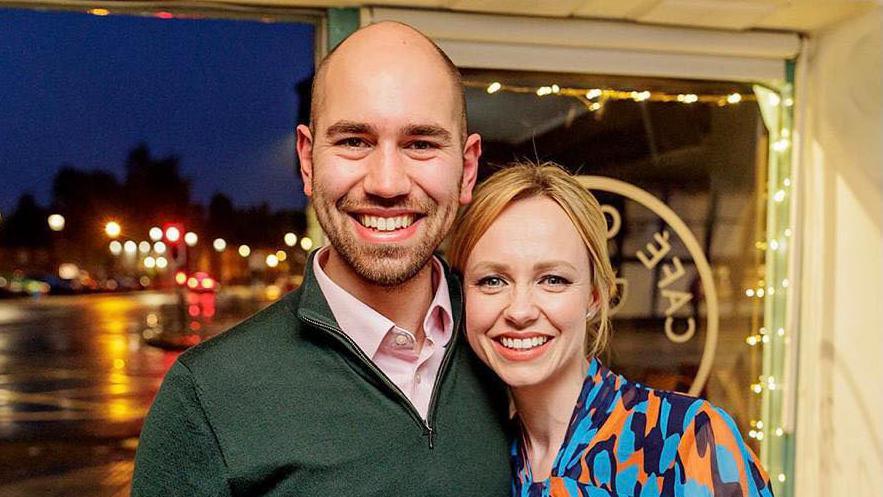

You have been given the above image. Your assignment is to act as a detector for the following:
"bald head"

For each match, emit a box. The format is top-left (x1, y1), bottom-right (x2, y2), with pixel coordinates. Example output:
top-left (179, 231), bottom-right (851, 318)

top-left (309, 21), bottom-right (467, 139)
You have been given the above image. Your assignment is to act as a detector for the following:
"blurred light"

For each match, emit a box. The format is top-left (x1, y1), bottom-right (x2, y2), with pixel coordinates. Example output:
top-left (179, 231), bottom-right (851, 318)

top-left (774, 189), bottom-right (786, 202)
top-left (265, 284), bottom-right (282, 301)
top-left (156, 256), bottom-right (168, 269)
top-left (757, 288), bottom-right (766, 298)
top-left (123, 240), bottom-right (137, 254)
top-left (586, 88), bottom-right (602, 99)
top-left (175, 271), bottom-right (187, 285)
top-left (106, 279), bottom-right (119, 290)
top-left (213, 238), bottom-right (227, 252)
top-left (784, 178), bottom-right (792, 187)
top-left (775, 427), bottom-right (785, 437)
top-left (165, 226), bottom-right (181, 243)
top-left (48, 214), bottom-right (65, 231)
top-left (677, 93), bottom-right (698, 103)
top-left (782, 278), bottom-right (790, 288)
top-left (139, 276), bottom-right (151, 287)
top-left (299, 237), bottom-right (313, 251)
top-left (486, 82), bottom-right (502, 94)
top-left (109, 241), bottom-right (123, 256)
top-left (155, 11), bottom-right (174, 19)
top-left (184, 232), bottom-right (198, 247)
top-left (138, 241), bottom-right (151, 253)
top-left (201, 277), bottom-right (214, 289)
top-left (88, 8), bottom-right (110, 16)
top-left (153, 241), bottom-right (167, 254)
top-left (144, 256), bottom-right (156, 269)
top-left (745, 288), bottom-right (755, 297)
top-left (726, 92), bottom-right (742, 104)
top-left (187, 277), bottom-right (198, 289)
top-left (146, 313), bottom-right (159, 327)
top-left (105, 221), bottom-right (122, 238)
top-left (784, 97), bottom-right (794, 107)
top-left (778, 474), bottom-right (786, 483)
top-left (630, 90), bottom-right (651, 102)
top-left (773, 138), bottom-right (790, 152)
top-left (0, 276), bottom-right (6, 287)
top-left (746, 335), bottom-right (757, 346)
top-left (551, 84), bottom-right (560, 93)
top-left (784, 228), bottom-right (792, 238)
top-left (58, 263), bottom-right (79, 280)
top-left (266, 254), bottom-right (279, 268)
top-left (275, 250), bottom-right (287, 262)
top-left (113, 358), bottom-right (125, 369)
top-left (284, 232), bottom-right (297, 247)
top-left (536, 86), bottom-right (553, 96)
top-left (769, 240), bottom-right (780, 251)
top-left (238, 245), bottom-right (251, 257)
top-left (149, 227), bottom-right (163, 241)
top-left (777, 327), bottom-right (785, 336)
top-left (768, 93), bottom-right (781, 106)
top-left (589, 102), bottom-right (602, 111)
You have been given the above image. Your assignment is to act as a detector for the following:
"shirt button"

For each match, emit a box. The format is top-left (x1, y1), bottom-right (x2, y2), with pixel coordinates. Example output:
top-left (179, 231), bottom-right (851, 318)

top-left (394, 334), bottom-right (409, 346)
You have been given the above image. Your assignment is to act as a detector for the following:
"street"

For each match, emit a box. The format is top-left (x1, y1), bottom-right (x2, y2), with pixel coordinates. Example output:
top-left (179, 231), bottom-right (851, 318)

top-left (0, 290), bottom-right (267, 496)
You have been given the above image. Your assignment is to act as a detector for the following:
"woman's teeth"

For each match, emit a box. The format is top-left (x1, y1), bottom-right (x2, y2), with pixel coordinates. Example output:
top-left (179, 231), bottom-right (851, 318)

top-left (499, 336), bottom-right (549, 350)
top-left (359, 214), bottom-right (414, 231)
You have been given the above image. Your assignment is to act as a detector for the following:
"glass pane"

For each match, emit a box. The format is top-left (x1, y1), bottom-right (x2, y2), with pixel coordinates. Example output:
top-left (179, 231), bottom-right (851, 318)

top-left (464, 68), bottom-right (768, 449)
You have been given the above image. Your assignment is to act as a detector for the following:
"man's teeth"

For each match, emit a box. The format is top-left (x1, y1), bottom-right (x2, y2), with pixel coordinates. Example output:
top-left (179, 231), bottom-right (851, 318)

top-left (359, 214), bottom-right (414, 231)
top-left (499, 336), bottom-right (549, 350)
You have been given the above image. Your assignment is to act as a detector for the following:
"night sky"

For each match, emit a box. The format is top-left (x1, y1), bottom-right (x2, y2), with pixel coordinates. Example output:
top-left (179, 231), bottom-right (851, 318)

top-left (0, 8), bottom-right (314, 215)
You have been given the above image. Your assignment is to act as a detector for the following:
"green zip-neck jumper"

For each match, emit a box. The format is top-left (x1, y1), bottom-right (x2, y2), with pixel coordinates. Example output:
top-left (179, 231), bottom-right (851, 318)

top-left (132, 254), bottom-right (512, 497)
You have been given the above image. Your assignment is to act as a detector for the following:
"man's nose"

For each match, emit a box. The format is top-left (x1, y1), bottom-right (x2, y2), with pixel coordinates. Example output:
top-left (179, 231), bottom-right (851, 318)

top-left (362, 143), bottom-right (411, 199)
top-left (503, 287), bottom-right (540, 328)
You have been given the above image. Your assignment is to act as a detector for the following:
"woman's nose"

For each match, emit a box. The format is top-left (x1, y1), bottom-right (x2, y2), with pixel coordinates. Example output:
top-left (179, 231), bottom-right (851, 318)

top-left (503, 287), bottom-right (540, 327)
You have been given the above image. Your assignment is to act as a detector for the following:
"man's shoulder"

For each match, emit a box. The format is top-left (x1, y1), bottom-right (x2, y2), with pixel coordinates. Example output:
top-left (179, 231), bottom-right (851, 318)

top-left (177, 287), bottom-right (306, 374)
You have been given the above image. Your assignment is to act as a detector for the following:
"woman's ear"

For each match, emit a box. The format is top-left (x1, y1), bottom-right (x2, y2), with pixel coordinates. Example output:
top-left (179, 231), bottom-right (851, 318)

top-left (586, 288), bottom-right (601, 318)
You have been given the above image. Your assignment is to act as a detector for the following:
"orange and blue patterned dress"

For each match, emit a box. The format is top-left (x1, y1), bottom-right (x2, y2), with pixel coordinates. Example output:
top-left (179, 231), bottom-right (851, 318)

top-left (512, 359), bottom-right (773, 497)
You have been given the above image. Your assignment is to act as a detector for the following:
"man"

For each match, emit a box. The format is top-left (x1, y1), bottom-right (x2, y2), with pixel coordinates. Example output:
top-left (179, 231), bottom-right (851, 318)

top-left (132, 21), bottom-right (512, 496)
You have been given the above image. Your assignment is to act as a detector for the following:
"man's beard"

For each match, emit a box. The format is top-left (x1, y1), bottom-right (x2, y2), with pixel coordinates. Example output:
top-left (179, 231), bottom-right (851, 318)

top-left (312, 186), bottom-right (458, 287)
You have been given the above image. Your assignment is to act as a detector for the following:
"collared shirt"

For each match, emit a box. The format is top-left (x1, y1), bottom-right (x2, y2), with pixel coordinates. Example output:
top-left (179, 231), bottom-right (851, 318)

top-left (513, 358), bottom-right (774, 497)
top-left (312, 246), bottom-right (453, 419)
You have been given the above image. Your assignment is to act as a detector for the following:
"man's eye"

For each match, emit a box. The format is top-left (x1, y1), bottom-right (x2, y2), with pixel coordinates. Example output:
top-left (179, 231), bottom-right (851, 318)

top-left (338, 137), bottom-right (368, 148)
top-left (407, 140), bottom-right (436, 151)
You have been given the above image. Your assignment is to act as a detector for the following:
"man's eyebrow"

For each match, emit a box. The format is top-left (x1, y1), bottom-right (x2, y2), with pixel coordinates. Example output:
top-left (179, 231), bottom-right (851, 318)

top-left (325, 121), bottom-right (375, 138)
top-left (402, 124), bottom-right (453, 142)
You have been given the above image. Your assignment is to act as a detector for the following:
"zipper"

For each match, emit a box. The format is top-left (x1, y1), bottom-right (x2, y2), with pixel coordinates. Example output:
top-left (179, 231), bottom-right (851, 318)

top-left (299, 313), bottom-right (438, 447)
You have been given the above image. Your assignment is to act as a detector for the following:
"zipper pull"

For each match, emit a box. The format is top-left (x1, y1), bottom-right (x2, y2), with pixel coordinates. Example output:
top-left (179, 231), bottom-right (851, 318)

top-left (427, 426), bottom-right (435, 449)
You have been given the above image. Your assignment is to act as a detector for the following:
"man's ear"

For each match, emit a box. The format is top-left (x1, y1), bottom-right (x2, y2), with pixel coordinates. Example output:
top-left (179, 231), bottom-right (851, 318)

top-left (459, 133), bottom-right (482, 205)
top-left (296, 124), bottom-right (315, 197)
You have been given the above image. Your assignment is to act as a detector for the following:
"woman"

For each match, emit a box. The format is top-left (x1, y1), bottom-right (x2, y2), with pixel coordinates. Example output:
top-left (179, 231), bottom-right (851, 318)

top-left (448, 163), bottom-right (773, 497)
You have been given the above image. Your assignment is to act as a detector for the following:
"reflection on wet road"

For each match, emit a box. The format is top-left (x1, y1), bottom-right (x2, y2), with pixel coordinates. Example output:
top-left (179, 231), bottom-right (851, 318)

top-left (0, 290), bottom-right (267, 493)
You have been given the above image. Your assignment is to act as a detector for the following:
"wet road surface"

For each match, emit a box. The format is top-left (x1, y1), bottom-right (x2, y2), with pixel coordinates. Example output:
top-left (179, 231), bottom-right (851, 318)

top-left (0, 290), bottom-right (268, 495)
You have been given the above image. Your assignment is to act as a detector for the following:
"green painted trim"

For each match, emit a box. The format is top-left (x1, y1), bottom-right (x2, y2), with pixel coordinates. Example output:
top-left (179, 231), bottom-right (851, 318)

top-left (327, 8), bottom-right (359, 51)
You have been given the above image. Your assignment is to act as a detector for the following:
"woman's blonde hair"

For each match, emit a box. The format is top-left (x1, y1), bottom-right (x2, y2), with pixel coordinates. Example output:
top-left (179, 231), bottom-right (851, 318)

top-left (447, 162), bottom-right (617, 357)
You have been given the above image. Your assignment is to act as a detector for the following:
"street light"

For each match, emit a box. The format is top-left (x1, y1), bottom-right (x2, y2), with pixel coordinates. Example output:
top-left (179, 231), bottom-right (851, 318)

top-left (266, 254), bottom-right (279, 268)
top-left (284, 232), bottom-right (297, 247)
top-left (105, 221), bottom-right (121, 239)
top-left (153, 241), bottom-right (167, 254)
top-left (138, 241), bottom-right (151, 253)
top-left (48, 214), bottom-right (65, 231)
top-left (149, 227), bottom-right (163, 241)
top-left (213, 238), bottom-right (227, 252)
top-left (238, 245), bottom-right (251, 257)
top-left (184, 232), bottom-right (198, 247)
top-left (165, 226), bottom-right (181, 243)
top-left (124, 240), bottom-right (137, 255)
top-left (109, 241), bottom-right (122, 256)
top-left (299, 237), bottom-right (313, 251)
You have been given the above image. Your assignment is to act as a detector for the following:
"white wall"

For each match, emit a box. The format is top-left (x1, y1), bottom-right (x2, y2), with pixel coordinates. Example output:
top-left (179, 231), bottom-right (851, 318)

top-left (794, 7), bottom-right (883, 497)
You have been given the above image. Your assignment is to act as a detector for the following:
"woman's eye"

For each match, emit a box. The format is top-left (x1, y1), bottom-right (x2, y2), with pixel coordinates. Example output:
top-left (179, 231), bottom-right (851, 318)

top-left (476, 276), bottom-right (506, 289)
top-left (540, 275), bottom-right (571, 287)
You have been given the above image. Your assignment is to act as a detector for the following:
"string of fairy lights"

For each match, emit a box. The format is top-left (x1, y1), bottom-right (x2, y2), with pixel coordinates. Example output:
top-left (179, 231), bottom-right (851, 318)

top-left (469, 78), bottom-right (795, 491)
top-left (464, 80), bottom-right (764, 112)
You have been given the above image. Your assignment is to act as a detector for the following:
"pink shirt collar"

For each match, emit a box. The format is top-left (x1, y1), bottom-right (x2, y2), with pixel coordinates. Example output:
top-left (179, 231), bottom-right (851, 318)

top-left (312, 246), bottom-right (453, 358)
